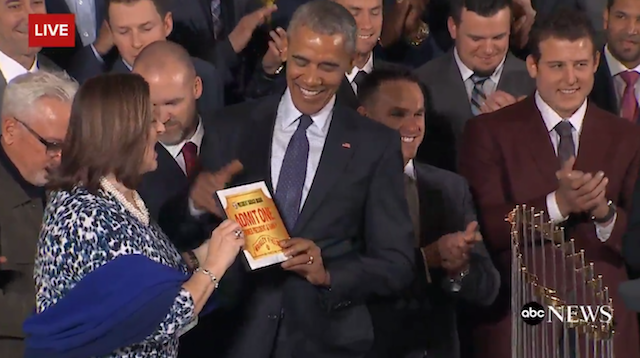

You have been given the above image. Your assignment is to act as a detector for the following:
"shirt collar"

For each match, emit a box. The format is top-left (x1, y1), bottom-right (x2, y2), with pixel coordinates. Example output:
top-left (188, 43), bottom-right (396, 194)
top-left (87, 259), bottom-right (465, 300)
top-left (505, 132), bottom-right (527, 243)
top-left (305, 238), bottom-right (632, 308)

top-left (404, 159), bottom-right (416, 180)
top-left (123, 59), bottom-right (133, 71)
top-left (604, 44), bottom-right (640, 76)
top-left (346, 52), bottom-right (374, 83)
top-left (0, 50), bottom-right (38, 83)
top-left (453, 47), bottom-right (506, 83)
top-left (278, 88), bottom-right (335, 135)
top-left (535, 91), bottom-right (586, 134)
top-left (160, 117), bottom-right (205, 158)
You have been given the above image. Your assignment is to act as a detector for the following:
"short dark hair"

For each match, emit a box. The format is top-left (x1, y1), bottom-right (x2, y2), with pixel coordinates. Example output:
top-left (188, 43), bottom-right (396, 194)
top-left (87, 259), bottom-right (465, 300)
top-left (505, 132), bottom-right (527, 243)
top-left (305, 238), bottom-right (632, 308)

top-left (450, 0), bottom-right (512, 24)
top-left (357, 65), bottom-right (426, 107)
top-left (105, 0), bottom-right (172, 22)
top-left (607, 0), bottom-right (615, 9)
top-left (48, 73), bottom-right (153, 193)
top-left (528, 7), bottom-right (597, 62)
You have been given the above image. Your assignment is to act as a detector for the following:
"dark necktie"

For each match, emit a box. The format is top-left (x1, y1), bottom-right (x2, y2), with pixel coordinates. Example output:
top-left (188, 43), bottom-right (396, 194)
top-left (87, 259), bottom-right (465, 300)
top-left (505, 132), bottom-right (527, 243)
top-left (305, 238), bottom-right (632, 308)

top-left (211, 0), bottom-right (222, 39)
top-left (353, 70), bottom-right (368, 89)
top-left (181, 141), bottom-right (199, 178)
top-left (619, 71), bottom-right (640, 122)
top-left (404, 174), bottom-right (421, 246)
top-left (554, 121), bottom-right (575, 165)
top-left (470, 74), bottom-right (489, 116)
top-left (274, 115), bottom-right (313, 232)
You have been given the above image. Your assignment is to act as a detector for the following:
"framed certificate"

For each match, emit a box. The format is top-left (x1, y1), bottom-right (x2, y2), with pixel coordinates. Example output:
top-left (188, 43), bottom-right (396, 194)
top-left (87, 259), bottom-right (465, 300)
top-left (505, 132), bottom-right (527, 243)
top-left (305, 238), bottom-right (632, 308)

top-left (216, 181), bottom-right (289, 270)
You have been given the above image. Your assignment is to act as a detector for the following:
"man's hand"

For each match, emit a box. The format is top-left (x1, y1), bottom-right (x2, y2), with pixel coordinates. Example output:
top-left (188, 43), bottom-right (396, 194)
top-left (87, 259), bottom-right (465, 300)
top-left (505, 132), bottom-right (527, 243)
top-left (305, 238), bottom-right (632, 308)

top-left (555, 157), bottom-right (609, 216)
top-left (262, 27), bottom-right (287, 74)
top-left (93, 20), bottom-right (114, 56)
top-left (480, 90), bottom-right (518, 113)
top-left (437, 221), bottom-right (480, 273)
top-left (280, 238), bottom-right (329, 286)
top-left (511, 0), bottom-right (536, 49)
top-left (190, 160), bottom-right (243, 216)
top-left (228, 5), bottom-right (278, 53)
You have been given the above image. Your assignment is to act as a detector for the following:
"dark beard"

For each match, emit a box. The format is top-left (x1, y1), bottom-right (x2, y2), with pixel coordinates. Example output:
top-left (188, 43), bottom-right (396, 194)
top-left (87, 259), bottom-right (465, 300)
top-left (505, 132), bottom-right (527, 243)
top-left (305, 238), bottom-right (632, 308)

top-left (472, 68), bottom-right (496, 78)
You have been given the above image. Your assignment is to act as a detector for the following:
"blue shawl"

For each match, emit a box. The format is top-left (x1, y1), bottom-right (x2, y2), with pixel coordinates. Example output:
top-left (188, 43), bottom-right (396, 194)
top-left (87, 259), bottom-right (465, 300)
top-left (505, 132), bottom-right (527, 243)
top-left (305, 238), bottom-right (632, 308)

top-left (23, 254), bottom-right (217, 358)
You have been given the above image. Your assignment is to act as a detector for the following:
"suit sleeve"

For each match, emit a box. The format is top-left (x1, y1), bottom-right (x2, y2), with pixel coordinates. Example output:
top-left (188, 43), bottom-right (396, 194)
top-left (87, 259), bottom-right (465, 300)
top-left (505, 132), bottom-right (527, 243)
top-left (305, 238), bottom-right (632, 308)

top-left (66, 45), bottom-right (107, 84)
top-left (0, 225), bottom-right (33, 339)
top-left (620, 147), bottom-right (640, 266)
top-left (195, 60), bottom-right (225, 117)
top-left (322, 132), bottom-right (415, 310)
top-left (458, 117), bottom-right (547, 254)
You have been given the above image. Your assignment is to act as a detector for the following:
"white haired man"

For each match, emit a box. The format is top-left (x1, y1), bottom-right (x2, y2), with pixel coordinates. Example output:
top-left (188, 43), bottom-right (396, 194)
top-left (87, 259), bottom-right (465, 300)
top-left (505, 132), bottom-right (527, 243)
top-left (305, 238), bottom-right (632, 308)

top-left (0, 70), bottom-right (77, 357)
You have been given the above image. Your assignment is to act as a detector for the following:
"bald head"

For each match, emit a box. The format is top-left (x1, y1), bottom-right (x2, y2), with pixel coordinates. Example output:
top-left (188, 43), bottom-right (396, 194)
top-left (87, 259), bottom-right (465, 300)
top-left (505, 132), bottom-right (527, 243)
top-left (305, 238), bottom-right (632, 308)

top-left (133, 41), bottom-right (202, 146)
top-left (133, 40), bottom-right (196, 81)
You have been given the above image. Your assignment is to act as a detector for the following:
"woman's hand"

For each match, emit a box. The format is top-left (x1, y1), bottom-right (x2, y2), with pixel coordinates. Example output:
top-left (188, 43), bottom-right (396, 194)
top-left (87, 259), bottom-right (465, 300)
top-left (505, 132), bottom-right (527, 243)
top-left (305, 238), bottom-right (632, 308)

top-left (203, 220), bottom-right (245, 275)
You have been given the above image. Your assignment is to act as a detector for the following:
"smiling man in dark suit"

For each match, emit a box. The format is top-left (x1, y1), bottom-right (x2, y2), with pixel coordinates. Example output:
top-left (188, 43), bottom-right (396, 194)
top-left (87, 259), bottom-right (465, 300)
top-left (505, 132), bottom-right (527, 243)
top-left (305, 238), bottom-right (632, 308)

top-left (171, 2), bottom-right (414, 357)
top-left (357, 65), bottom-right (499, 358)
top-left (67, 0), bottom-right (224, 118)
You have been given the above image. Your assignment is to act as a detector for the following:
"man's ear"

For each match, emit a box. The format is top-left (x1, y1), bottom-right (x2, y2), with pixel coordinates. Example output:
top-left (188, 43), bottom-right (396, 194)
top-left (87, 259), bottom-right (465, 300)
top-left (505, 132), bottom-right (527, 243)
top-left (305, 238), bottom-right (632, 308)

top-left (357, 106), bottom-right (367, 117)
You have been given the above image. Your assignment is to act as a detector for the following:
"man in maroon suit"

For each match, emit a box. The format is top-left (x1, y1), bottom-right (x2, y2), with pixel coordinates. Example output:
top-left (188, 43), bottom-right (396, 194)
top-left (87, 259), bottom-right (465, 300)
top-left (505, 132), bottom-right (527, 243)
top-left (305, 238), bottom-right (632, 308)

top-left (459, 8), bottom-right (640, 358)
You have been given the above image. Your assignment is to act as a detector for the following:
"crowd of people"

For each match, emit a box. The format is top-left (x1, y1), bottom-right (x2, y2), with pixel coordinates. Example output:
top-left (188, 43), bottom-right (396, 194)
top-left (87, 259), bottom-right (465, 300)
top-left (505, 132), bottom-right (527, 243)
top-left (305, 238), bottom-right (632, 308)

top-left (1, 0), bottom-right (639, 357)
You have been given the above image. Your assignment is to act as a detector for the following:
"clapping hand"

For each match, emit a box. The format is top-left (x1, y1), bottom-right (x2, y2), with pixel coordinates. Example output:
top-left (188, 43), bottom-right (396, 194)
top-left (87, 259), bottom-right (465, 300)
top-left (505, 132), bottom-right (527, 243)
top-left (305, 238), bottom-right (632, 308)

top-left (438, 221), bottom-right (481, 273)
top-left (280, 238), bottom-right (329, 286)
top-left (555, 157), bottom-right (609, 218)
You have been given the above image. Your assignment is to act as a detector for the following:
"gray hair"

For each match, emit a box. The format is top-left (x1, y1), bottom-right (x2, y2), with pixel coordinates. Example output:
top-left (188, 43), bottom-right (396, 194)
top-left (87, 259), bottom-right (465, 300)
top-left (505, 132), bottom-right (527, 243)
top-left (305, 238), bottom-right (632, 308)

top-left (2, 70), bottom-right (78, 121)
top-left (288, 0), bottom-right (357, 56)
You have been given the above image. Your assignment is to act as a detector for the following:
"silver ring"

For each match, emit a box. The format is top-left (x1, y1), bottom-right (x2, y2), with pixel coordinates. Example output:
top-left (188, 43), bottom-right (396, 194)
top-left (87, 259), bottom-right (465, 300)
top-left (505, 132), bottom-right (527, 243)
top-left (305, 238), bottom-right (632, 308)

top-left (307, 256), bottom-right (314, 265)
top-left (234, 229), bottom-right (243, 238)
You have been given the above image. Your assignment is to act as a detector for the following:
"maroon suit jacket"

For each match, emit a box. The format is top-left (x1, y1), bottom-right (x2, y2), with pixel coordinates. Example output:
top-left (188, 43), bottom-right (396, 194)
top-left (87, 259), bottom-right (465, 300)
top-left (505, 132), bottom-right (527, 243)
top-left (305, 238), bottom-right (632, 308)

top-left (458, 96), bottom-right (640, 358)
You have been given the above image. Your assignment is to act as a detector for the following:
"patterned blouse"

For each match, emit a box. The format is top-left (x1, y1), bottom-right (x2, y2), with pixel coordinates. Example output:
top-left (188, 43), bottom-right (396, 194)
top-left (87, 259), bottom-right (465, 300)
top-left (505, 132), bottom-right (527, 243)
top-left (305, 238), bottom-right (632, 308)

top-left (34, 186), bottom-right (196, 357)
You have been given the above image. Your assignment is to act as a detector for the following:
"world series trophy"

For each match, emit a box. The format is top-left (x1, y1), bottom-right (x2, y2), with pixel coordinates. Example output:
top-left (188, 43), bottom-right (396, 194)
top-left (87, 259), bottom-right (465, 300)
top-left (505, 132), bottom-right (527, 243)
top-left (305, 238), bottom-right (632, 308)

top-left (508, 205), bottom-right (614, 358)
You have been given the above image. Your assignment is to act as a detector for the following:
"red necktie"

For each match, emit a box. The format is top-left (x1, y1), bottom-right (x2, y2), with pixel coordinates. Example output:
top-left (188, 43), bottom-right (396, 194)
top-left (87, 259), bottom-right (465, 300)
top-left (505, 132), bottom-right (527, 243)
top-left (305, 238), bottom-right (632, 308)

top-left (181, 142), bottom-right (199, 178)
top-left (619, 71), bottom-right (640, 122)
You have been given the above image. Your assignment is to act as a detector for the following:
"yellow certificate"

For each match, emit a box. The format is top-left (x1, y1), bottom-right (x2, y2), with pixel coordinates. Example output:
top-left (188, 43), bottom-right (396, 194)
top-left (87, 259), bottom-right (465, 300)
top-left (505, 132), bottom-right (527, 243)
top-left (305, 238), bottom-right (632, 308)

top-left (216, 181), bottom-right (289, 270)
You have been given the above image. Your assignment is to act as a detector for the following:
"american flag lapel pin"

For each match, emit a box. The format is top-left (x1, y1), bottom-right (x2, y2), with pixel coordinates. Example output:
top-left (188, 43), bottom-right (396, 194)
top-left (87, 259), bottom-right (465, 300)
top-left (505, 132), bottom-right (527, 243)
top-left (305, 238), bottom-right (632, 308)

top-left (342, 142), bottom-right (351, 149)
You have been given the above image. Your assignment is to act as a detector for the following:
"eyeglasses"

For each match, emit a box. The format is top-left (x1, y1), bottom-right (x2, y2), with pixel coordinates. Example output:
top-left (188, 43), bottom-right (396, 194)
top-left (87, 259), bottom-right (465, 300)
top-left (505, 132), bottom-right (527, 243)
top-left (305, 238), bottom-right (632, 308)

top-left (13, 117), bottom-right (64, 155)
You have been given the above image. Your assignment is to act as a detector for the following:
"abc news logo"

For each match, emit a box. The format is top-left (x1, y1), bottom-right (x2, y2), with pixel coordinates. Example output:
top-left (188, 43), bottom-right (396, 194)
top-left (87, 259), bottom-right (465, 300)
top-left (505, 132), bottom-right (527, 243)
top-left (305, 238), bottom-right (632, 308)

top-left (520, 301), bottom-right (613, 326)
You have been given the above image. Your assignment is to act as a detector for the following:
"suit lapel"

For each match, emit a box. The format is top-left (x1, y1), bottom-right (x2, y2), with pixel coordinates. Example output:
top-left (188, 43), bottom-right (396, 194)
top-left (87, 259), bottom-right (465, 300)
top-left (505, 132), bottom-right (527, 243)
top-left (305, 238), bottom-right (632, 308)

top-left (516, 97), bottom-right (560, 182)
top-left (294, 105), bottom-right (357, 233)
top-left (442, 51), bottom-right (473, 125)
top-left (414, 164), bottom-right (447, 246)
top-left (591, 53), bottom-right (619, 115)
top-left (155, 144), bottom-right (187, 184)
top-left (574, 104), bottom-right (612, 173)
top-left (497, 53), bottom-right (531, 98)
top-left (111, 58), bottom-right (131, 74)
top-left (337, 77), bottom-right (359, 110)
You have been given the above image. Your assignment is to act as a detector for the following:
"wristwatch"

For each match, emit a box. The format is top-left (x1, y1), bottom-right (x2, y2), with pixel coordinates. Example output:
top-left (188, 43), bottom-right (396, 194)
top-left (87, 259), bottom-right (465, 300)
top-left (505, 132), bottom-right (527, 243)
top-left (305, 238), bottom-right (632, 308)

top-left (591, 200), bottom-right (616, 224)
top-left (450, 268), bottom-right (470, 292)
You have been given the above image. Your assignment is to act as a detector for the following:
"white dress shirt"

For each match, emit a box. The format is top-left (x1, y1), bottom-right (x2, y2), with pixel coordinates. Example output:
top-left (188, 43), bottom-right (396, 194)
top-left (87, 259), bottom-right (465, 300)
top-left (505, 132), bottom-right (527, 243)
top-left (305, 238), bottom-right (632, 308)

top-left (454, 48), bottom-right (506, 100)
top-left (0, 50), bottom-right (38, 83)
top-left (404, 159), bottom-right (416, 180)
top-left (160, 118), bottom-right (204, 175)
top-left (536, 92), bottom-right (616, 242)
top-left (345, 52), bottom-right (374, 94)
top-left (604, 45), bottom-right (640, 112)
top-left (190, 90), bottom-right (336, 216)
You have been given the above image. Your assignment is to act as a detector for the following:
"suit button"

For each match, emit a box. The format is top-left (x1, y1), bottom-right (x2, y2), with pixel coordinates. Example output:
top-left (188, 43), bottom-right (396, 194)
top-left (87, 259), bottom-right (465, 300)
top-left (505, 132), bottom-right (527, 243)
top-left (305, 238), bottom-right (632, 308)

top-left (267, 314), bottom-right (278, 320)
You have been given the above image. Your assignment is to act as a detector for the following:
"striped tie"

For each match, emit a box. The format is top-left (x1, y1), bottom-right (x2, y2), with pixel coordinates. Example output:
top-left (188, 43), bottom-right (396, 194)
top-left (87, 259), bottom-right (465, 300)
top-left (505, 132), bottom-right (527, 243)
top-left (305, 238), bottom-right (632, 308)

top-left (470, 74), bottom-right (489, 116)
top-left (211, 0), bottom-right (222, 39)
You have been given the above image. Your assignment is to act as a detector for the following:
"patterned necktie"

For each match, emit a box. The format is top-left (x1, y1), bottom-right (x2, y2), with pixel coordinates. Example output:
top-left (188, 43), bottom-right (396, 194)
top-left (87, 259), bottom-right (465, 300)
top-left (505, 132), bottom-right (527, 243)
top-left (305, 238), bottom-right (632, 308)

top-left (211, 0), bottom-right (222, 39)
top-left (470, 74), bottom-right (489, 116)
top-left (404, 174), bottom-right (421, 246)
top-left (181, 141), bottom-right (199, 178)
top-left (353, 70), bottom-right (368, 89)
top-left (619, 71), bottom-right (640, 122)
top-left (554, 121), bottom-right (575, 165)
top-left (274, 115), bottom-right (313, 232)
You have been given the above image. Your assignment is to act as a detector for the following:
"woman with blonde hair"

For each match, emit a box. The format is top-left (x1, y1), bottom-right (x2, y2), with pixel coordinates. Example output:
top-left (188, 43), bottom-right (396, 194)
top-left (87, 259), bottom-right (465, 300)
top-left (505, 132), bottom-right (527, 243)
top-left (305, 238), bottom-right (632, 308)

top-left (23, 73), bottom-right (244, 358)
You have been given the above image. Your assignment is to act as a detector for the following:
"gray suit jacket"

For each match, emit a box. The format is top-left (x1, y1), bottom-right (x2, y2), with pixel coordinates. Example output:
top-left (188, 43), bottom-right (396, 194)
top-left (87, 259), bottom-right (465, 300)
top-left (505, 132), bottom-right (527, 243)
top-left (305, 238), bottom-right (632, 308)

top-left (367, 162), bottom-right (500, 358)
top-left (0, 55), bottom-right (60, 134)
top-left (413, 51), bottom-right (535, 172)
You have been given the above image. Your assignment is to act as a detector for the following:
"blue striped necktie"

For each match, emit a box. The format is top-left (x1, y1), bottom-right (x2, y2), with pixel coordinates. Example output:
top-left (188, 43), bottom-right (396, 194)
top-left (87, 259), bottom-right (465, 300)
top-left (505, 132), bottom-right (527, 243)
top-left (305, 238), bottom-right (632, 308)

top-left (274, 115), bottom-right (313, 232)
top-left (211, 0), bottom-right (222, 39)
top-left (470, 74), bottom-right (489, 115)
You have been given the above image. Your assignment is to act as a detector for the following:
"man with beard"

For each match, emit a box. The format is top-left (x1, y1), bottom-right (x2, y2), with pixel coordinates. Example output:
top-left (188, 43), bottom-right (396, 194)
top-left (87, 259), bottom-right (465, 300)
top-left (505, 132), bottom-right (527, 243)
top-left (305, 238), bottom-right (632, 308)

top-left (459, 8), bottom-right (640, 358)
top-left (133, 41), bottom-right (209, 222)
top-left (590, 0), bottom-right (640, 123)
top-left (247, 0), bottom-right (390, 109)
top-left (413, 0), bottom-right (535, 172)
top-left (0, 70), bottom-right (77, 357)
top-left (168, 2), bottom-right (414, 357)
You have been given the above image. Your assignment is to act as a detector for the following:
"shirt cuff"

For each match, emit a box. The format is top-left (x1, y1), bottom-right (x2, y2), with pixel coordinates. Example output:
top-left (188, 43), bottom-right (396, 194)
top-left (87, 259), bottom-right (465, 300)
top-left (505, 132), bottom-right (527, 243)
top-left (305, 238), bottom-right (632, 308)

top-left (546, 191), bottom-right (569, 224)
top-left (595, 212), bottom-right (617, 242)
top-left (90, 44), bottom-right (104, 63)
top-left (188, 198), bottom-right (206, 217)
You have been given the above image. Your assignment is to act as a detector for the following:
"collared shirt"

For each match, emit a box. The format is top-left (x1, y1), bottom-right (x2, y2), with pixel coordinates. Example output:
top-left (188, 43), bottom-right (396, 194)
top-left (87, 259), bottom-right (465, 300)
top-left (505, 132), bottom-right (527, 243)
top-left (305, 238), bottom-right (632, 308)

top-left (159, 118), bottom-right (204, 175)
top-left (453, 48), bottom-right (506, 100)
top-left (65, 0), bottom-right (97, 46)
top-left (345, 52), bottom-right (374, 94)
top-left (535, 92), bottom-right (616, 242)
top-left (271, 88), bottom-right (335, 207)
top-left (404, 159), bottom-right (416, 180)
top-left (604, 45), bottom-right (640, 112)
top-left (0, 50), bottom-right (38, 84)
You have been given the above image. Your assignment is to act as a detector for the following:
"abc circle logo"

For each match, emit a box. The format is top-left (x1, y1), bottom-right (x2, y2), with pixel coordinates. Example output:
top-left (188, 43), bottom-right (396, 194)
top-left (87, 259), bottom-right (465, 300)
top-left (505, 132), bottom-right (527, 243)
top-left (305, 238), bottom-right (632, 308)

top-left (520, 301), bottom-right (545, 326)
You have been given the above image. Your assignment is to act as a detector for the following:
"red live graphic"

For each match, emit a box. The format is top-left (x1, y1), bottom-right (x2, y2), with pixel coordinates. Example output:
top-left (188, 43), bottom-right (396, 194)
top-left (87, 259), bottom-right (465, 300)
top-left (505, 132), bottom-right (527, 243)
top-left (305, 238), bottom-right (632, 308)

top-left (28, 14), bottom-right (75, 48)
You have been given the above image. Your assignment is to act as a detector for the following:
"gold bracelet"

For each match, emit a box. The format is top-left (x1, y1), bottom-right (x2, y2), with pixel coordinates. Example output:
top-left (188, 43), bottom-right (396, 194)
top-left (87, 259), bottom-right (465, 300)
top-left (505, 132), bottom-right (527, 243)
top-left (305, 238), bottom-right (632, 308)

top-left (408, 22), bottom-right (430, 47)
